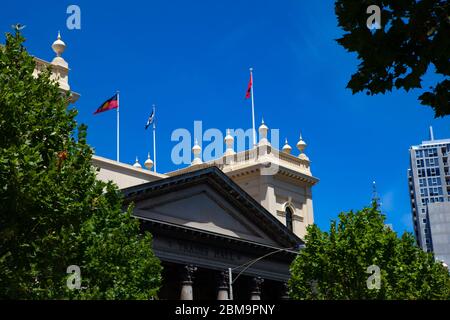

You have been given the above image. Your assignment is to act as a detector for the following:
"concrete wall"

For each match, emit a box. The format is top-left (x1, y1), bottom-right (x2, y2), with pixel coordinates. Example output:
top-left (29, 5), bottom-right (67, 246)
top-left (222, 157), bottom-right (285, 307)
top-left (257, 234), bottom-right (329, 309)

top-left (92, 155), bottom-right (166, 189)
top-left (428, 202), bottom-right (450, 266)
top-left (229, 170), bottom-right (313, 240)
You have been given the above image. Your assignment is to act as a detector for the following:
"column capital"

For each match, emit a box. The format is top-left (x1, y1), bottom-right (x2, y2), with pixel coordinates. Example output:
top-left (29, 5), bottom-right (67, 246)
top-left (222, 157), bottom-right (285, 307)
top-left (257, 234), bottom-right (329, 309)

top-left (250, 277), bottom-right (264, 299)
top-left (217, 271), bottom-right (230, 300)
top-left (217, 271), bottom-right (229, 289)
top-left (182, 264), bottom-right (197, 283)
top-left (180, 264), bottom-right (197, 300)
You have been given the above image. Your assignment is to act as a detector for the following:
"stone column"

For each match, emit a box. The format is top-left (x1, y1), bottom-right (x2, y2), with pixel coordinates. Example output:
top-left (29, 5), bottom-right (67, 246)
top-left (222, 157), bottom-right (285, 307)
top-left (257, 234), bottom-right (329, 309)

top-left (250, 277), bottom-right (264, 300)
top-left (217, 271), bottom-right (229, 300)
top-left (180, 265), bottom-right (197, 300)
top-left (280, 282), bottom-right (290, 300)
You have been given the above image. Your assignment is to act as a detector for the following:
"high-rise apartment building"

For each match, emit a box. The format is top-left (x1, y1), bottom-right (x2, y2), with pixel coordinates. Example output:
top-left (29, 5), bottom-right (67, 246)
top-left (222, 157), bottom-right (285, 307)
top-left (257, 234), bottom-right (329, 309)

top-left (408, 127), bottom-right (450, 266)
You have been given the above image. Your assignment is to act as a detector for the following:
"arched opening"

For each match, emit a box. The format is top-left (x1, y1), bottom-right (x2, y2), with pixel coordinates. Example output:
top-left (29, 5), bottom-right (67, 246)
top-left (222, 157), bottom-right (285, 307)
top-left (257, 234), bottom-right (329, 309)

top-left (285, 207), bottom-right (293, 232)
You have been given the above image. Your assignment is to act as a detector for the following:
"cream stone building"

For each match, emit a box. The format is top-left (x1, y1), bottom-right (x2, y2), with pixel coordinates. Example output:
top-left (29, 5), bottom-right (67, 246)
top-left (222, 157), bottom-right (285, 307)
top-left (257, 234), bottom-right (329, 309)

top-left (38, 33), bottom-right (319, 300)
top-left (32, 32), bottom-right (79, 103)
top-left (92, 124), bottom-right (318, 240)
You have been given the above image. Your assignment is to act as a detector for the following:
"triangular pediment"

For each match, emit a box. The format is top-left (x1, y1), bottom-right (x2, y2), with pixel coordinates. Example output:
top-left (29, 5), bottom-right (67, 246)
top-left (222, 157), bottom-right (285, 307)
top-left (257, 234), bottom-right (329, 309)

top-left (123, 166), bottom-right (301, 248)
top-left (134, 183), bottom-right (278, 246)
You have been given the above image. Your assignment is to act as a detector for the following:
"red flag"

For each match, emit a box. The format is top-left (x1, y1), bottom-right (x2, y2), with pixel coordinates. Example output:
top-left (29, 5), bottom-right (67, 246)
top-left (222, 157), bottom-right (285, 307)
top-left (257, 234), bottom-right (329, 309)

top-left (94, 94), bottom-right (118, 115)
top-left (245, 72), bottom-right (253, 99)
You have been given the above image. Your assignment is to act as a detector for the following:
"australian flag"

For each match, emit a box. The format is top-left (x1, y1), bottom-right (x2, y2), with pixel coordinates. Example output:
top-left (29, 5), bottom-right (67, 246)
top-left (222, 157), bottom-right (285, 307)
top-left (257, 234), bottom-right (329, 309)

top-left (145, 108), bottom-right (155, 129)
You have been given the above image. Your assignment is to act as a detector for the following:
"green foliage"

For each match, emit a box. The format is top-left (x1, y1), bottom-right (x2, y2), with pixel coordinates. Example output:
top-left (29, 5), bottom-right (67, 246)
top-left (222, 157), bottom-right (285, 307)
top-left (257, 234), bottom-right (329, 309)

top-left (0, 31), bottom-right (161, 299)
top-left (289, 205), bottom-right (450, 300)
top-left (335, 0), bottom-right (450, 117)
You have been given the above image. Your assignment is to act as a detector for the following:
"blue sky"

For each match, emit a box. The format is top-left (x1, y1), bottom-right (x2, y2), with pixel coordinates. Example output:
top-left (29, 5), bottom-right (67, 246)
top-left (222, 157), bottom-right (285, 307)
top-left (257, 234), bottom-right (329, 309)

top-left (2, 0), bottom-right (449, 234)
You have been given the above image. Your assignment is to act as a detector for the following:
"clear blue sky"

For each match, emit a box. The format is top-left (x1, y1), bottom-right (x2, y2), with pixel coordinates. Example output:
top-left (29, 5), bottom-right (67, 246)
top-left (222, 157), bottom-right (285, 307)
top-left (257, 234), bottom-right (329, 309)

top-left (3, 0), bottom-right (449, 234)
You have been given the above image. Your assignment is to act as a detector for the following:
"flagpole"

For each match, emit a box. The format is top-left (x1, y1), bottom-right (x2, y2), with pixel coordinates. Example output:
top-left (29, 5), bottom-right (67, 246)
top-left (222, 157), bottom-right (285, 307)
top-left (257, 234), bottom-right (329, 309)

top-left (250, 68), bottom-right (256, 148)
top-left (152, 105), bottom-right (157, 172)
top-left (117, 91), bottom-right (120, 162)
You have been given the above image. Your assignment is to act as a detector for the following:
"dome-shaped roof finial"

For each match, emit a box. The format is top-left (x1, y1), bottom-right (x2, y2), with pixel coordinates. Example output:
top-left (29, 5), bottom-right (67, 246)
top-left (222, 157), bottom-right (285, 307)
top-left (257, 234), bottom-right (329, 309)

top-left (282, 138), bottom-right (292, 154)
top-left (297, 132), bottom-right (309, 160)
top-left (52, 31), bottom-right (66, 57)
top-left (258, 118), bottom-right (269, 146)
top-left (192, 139), bottom-right (203, 165)
top-left (133, 156), bottom-right (142, 168)
top-left (224, 129), bottom-right (235, 156)
top-left (297, 133), bottom-right (306, 151)
top-left (144, 152), bottom-right (154, 170)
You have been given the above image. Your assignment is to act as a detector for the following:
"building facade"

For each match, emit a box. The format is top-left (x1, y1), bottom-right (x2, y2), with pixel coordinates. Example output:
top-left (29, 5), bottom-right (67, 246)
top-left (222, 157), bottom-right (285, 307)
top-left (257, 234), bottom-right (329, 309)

top-left (122, 166), bottom-right (301, 300)
top-left (408, 127), bottom-right (450, 266)
top-left (35, 34), bottom-right (319, 299)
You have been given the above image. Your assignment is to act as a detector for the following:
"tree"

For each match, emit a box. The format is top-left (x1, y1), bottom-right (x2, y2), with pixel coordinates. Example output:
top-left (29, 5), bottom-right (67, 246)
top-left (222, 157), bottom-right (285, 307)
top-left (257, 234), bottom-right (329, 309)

top-left (289, 205), bottom-right (450, 299)
top-left (335, 0), bottom-right (450, 117)
top-left (0, 30), bottom-right (162, 299)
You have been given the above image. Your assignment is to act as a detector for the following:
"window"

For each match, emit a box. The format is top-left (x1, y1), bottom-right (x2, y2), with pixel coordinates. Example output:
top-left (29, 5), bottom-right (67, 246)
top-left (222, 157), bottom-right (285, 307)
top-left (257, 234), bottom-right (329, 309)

top-left (423, 219), bottom-right (427, 224)
top-left (429, 187), bottom-right (443, 196)
top-left (426, 148), bottom-right (438, 157)
top-left (428, 177), bottom-right (441, 186)
top-left (421, 188), bottom-right (428, 197)
top-left (416, 150), bottom-right (424, 158)
top-left (285, 207), bottom-right (293, 232)
top-left (419, 178), bottom-right (427, 187)
top-left (426, 158), bottom-right (439, 167)
top-left (418, 169), bottom-right (426, 177)
top-left (417, 159), bottom-right (425, 168)
top-left (427, 168), bottom-right (440, 176)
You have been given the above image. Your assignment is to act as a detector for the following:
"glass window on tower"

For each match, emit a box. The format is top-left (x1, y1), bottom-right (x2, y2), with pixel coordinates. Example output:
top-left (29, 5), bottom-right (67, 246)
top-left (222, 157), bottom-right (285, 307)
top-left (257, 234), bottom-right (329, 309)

top-left (419, 178), bottom-right (427, 187)
top-left (426, 158), bottom-right (439, 167)
top-left (429, 187), bottom-right (442, 196)
top-left (418, 169), bottom-right (426, 177)
top-left (428, 177), bottom-right (441, 186)
top-left (417, 159), bottom-right (425, 168)
top-left (426, 148), bottom-right (438, 157)
top-left (427, 168), bottom-right (440, 176)
top-left (416, 150), bottom-right (424, 158)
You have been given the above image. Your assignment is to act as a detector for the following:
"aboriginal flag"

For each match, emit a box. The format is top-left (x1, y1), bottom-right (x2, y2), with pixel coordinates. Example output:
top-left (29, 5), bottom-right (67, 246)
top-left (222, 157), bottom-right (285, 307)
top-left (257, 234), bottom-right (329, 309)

top-left (94, 94), bottom-right (118, 114)
top-left (245, 72), bottom-right (253, 99)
